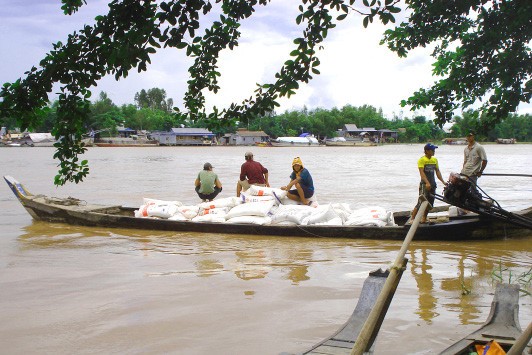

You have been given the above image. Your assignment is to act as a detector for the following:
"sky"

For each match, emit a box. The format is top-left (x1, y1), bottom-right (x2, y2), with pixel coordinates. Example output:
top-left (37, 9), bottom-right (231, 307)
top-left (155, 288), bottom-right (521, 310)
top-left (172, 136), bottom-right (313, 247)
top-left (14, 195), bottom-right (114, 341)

top-left (1, 1), bottom-right (529, 121)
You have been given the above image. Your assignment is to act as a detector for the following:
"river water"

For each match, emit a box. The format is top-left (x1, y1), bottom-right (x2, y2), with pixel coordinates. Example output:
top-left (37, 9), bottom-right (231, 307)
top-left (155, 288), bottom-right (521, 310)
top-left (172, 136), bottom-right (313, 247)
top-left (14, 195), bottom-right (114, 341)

top-left (0, 144), bottom-right (530, 354)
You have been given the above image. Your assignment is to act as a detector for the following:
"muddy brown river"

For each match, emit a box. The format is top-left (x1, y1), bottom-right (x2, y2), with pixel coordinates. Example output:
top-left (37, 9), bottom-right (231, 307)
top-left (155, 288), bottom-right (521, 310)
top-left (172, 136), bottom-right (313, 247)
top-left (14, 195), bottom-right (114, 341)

top-left (0, 144), bottom-right (530, 354)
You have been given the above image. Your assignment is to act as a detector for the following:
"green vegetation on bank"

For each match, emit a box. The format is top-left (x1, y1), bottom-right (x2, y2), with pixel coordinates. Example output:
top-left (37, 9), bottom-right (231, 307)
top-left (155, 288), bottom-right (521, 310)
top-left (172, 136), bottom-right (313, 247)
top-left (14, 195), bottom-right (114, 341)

top-left (3, 89), bottom-right (529, 143)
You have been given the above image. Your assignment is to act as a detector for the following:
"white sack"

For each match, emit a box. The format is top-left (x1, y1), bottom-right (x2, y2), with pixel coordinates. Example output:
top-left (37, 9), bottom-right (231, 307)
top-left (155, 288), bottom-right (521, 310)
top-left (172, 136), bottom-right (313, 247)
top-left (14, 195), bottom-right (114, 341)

top-left (192, 214), bottom-right (227, 223)
top-left (198, 207), bottom-right (229, 217)
top-left (247, 185), bottom-right (287, 198)
top-left (301, 204), bottom-right (341, 225)
top-left (270, 204), bottom-right (315, 225)
top-left (178, 205), bottom-right (200, 220)
top-left (240, 192), bottom-right (276, 204)
top-left (143, 198), bottom-right (183, 207)
top-left (168, 213), bottom-right (188, 221)
top-left (225, 200), bottom-right (275, 219)
top-left (226, 216), bottom-right (272, 225)
top-left (198, 197), bottom-right (240, 209)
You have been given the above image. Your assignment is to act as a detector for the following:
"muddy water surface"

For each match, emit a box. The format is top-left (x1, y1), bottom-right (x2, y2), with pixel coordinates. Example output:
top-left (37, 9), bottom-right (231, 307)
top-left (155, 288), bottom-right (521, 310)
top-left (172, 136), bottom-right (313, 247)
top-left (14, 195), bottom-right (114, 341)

top-left (0, 144), bottom-right (530, 354)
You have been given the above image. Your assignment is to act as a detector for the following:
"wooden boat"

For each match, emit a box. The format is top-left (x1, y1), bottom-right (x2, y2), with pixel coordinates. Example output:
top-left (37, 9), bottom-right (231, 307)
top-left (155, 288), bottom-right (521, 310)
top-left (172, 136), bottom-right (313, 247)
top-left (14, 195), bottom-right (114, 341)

top-left (439, 283), bottom-right (531, 354)
top-left (270, 136), bottom-right (321, 147)
top-left (94, 137), bottom-right (159, 147)
top-left (496, 138), bottom-right (517, 144)
top-left (281, 265), bottom-right (405, 355)
top-left (5, 176), bottom-right (532, 240)
top-left (325, 137), bottom-right (377, 147)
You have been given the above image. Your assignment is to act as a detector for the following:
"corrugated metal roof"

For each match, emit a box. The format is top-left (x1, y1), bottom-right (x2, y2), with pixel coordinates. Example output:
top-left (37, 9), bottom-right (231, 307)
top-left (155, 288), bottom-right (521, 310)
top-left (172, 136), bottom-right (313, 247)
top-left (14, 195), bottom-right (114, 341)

top-left (171, 127), bottom-right (213, 134)
top-left (234, 131), bottom-right (269, 137)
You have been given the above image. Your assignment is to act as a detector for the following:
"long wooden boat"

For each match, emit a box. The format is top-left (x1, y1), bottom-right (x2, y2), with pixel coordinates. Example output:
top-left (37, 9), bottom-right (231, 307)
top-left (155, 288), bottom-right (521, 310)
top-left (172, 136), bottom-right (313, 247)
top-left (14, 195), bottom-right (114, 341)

top-left (325, 139), bottom-right (377, 147)
top-left (439, 283), bottom-right (531, 354)
top-left (94, 137), bottom-right (159, 147)
top-left (5, 176), bottom-right (531, 240)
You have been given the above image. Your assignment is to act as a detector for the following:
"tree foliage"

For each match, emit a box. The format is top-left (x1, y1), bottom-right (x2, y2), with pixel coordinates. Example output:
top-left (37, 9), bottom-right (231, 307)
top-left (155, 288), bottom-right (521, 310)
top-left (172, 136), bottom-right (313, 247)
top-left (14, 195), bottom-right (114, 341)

top-left (1, 0), bottom-right (530, 184)
top-left (382, 0), bottom-right (532, 123)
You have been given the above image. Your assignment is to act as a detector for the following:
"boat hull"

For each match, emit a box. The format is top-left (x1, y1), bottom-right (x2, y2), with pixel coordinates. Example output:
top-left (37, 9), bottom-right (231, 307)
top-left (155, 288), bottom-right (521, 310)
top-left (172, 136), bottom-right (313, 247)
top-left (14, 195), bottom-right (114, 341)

top-left (11, 195), bottom-right (532, 241)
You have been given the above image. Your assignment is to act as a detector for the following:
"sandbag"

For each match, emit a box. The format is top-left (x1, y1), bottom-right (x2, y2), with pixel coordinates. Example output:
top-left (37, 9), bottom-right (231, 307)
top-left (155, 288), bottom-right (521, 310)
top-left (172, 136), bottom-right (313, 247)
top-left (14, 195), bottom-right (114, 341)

top-left (191, 214), bottom-right (227, 223)
top-left (135, 203), bottom-right (178, 218)
top-left (178, 205), bottom-right (200, 220)
top-left (270, 204), bottom-right (315, 225)
top-left (168, 212), bottom-right (188, 221)
top-left (225, 200), bottom-right (275, 219)
top-left (247, 185), bottom-right (287, 198)
top-left (226, 215), bottom-right (272, 225)
top-left (198, 197), bottom-right (240, 209)
top-left (301, 204), bottom-right (341, 225)
top-left (240, 192), bottom-right (276, 204)
top-left (198, 207), bottom-right (229, 217)
top-left (143, 197), bottom-right (183, 207)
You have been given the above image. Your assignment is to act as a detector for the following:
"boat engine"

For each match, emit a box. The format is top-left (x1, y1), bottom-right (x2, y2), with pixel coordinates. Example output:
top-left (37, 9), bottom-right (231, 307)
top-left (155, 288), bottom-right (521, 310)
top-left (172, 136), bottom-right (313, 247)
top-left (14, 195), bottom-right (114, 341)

top-left (436, 173), bottom-right (532, 229)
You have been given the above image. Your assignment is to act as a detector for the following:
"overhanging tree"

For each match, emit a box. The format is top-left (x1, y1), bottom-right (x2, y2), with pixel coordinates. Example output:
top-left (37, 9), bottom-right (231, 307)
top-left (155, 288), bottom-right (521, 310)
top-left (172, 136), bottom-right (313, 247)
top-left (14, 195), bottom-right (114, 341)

top-left (1, 0), bottom-right (530, 185)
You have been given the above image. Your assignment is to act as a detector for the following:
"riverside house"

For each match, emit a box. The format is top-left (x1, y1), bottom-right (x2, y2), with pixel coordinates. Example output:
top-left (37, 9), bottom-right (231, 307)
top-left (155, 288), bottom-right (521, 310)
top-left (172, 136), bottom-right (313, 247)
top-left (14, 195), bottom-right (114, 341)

top-left (151, 127), bottom-right (215, 146)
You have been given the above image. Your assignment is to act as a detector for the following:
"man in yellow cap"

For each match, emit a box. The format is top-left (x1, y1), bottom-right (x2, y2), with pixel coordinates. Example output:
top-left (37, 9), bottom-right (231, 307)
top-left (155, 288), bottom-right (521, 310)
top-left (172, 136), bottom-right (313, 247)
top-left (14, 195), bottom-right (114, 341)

top-left (281, 157), bottom-right (314, 205)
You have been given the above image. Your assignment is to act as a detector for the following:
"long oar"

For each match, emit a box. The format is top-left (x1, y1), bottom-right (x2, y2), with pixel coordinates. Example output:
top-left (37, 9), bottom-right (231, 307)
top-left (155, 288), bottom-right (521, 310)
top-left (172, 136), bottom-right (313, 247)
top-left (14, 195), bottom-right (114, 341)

top-left (507, 321), bottom-right (532, 355)
top-left (350, 200), bottom-right (430, 355)
top-left (483, 173), bottom-right (532, 177)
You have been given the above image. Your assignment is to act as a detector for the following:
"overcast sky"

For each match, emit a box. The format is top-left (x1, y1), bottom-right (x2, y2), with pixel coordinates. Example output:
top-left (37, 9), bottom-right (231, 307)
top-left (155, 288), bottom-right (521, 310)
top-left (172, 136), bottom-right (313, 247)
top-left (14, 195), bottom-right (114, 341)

top-left (1, 1), bottom-right (529, 120)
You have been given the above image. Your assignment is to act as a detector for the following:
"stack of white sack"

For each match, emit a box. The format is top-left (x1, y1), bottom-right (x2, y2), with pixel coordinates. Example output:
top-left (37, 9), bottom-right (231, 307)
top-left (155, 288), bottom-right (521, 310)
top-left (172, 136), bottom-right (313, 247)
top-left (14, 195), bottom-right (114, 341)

top-left (192, 197), bottom-right (242, 223)
top-left (134, 198), bottom-right (183, 219)
top-left (270, 204), bottom-right (316, 225)
top-left (225, 200), bottom-right (275, 225)
top-left (344, 206), bottom-right (396, 227)
top-left (301, 204), bottom-right (343, 225)
top-left (246, 185), bottom-right (286, 197)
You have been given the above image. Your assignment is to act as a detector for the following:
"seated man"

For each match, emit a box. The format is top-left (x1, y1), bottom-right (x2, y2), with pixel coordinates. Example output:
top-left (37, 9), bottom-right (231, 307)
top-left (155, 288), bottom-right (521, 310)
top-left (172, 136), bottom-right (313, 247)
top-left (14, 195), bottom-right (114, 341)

top-left (281, 157), bottom-right (314, 205)
top-left (236, 151), bottom-right (269, 197)
top-left (195, 162), bottom-right (222, 201)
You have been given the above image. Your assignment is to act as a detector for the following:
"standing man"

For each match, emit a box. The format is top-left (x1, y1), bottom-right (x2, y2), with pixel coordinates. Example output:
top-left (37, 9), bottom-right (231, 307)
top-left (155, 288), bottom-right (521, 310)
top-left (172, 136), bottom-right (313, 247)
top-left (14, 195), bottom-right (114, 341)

top-left (410, 143), bottom-right (447, 224)
top-left (281, 157), bottom-right (314, 206)
top-left (195, 162), bottom-right (222, 201)
top-left (461, 131), bottom-right (488, 198)
top-left (236, 151), bottom-right (269, 197)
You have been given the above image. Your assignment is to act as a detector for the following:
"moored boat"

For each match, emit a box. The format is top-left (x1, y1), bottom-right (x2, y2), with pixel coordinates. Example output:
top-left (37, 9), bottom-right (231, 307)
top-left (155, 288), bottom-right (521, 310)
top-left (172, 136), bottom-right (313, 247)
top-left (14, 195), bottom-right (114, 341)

top-left (439, 283), bottom-right (531, 354)
top-left (270, 136), bottom-right (320, 147)
top-left (496, 138), bottom-right (517, 144)
top-left (5, 176), bottom-right (531, 240)
top-left (325, 137), bottom-right (377, 147)
top-left (94, 137), bottom-right (159, 147)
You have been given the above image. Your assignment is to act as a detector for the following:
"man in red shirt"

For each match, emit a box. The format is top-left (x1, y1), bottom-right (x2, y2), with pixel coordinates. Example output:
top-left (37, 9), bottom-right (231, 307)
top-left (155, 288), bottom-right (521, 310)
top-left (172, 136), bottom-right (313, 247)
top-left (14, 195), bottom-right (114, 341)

top-left (236, 151), bottom-right (269, 197)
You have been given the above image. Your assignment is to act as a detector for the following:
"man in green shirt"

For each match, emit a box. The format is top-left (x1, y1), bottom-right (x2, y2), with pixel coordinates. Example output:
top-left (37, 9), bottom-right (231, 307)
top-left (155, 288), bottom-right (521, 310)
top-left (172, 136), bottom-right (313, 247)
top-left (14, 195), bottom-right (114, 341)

top-left (195, 162), bottom-right (223, 201)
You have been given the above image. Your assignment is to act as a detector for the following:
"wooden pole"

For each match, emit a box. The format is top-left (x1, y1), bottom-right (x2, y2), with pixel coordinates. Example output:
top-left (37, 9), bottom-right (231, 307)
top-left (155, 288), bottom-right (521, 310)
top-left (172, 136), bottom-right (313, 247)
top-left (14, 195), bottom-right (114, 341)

top-left (507, 321), bottom-right (532, 355)
top-left (350, 200), bottom-right (429, 355)
top-left (482, 173), bottom-right (532, 177)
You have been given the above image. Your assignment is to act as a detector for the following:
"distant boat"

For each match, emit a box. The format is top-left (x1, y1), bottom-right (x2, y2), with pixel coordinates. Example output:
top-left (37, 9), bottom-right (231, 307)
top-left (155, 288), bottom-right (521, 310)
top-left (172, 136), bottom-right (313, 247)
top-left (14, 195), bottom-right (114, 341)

top-left (496, 138), bottom-right (516, 144)
top-left (442, 138), bottom-right (467, 145)
top-left (94, 135), bottom-right (159, 147)
top-left (0, 132), bottom-right (56, 147)
top-left (270, 136), bottom-right (320, 147)
top-left (325, 137), bottom-right (377, 147)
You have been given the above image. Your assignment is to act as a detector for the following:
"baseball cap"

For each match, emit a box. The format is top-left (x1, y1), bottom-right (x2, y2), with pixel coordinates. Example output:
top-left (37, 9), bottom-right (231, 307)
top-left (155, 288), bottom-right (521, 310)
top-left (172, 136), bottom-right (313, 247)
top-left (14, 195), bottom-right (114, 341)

top-left (245, 151), bottom-right (253, 157)
top-left (424, 143), bottom-right (438, 151)
top-left (467, 131), bottom-right (475, 136)
top-left (203, 162), bottom-right (213, 170)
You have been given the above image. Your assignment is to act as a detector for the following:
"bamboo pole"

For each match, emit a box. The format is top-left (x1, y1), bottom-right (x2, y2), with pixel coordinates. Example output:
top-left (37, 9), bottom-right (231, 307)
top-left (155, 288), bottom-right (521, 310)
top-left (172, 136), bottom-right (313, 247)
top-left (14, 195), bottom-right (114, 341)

top-left (482, 173), bottom-right (532, 177)
top-left (350, 200), bottom-right (429, 355)
top-left (507, 321), bottom-right (532, 355)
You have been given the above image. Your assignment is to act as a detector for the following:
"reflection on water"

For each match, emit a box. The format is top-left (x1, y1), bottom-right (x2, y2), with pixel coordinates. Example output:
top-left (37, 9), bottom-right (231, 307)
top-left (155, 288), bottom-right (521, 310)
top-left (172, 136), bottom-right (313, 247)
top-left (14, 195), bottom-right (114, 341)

top-left (2, 145), bottom-right (531, 354)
